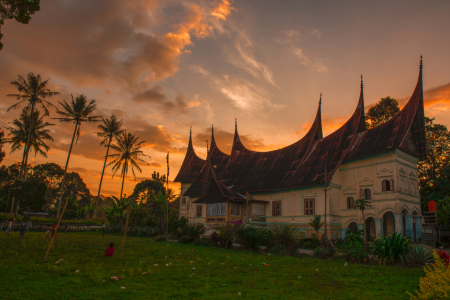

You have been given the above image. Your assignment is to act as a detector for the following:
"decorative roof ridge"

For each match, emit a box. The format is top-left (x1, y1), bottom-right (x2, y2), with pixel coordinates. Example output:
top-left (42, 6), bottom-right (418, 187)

top-left (173, 127), bottom-right (206, 183)
top-left (314, 93), bottom-right (323, 140)
top-left (208, 124), bottom-right (229, 157)
top-left (357, 75), bottom-right (367, 133)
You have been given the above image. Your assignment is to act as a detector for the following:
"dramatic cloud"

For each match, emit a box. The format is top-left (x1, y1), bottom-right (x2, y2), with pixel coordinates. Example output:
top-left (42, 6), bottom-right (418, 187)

top-left (132, 85), bottom-right (189, 114)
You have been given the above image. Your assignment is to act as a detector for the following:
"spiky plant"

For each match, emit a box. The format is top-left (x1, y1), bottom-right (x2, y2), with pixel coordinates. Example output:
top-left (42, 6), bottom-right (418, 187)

top-left (371, 232), bottom-right (412, 265)
top-left (182, 224), bottom-right (205, 242)
top-left (271, 224), bottom-right (300, 249)
top-left (407, 245), bottom-right (435, 267)
top-left (308, 215), bottom-right (324, 237)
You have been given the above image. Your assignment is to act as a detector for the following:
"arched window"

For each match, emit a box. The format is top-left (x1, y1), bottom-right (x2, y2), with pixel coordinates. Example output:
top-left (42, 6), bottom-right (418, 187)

top-left (347, 197), bottom-right (354, 209)
top-left (364, 188), bottom-right (371, 200)
top-left (382, 180), bottom-right (393, 192)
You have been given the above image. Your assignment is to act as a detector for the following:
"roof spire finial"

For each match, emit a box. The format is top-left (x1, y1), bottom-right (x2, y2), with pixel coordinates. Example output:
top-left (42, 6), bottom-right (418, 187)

top-left (235, 117), bottom-right (237, 129)
top-left (420, 55), bottom-right (423, 69)
top-left (319, 93), bottom-right (322, 105)
top-left (361, 74), bottom-right (363, 89)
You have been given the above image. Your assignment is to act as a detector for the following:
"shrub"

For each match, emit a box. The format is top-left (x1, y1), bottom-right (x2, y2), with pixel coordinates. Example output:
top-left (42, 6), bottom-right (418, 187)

top-left (408, 251), bottom-right (450, 299)
top-left (313, 246), bottom-right (336, 259)
top-left (235, 225), bottom-right (268, 250)
top-left (344, 230), bottom-right (363, 244)
top-left (436, 196), bottom-right (450, 226)
top-left (211, 221), bottom-right (241, 248)
top-left (340, 242), bottom-right (368, 262)
top-left (407, 246), bottom-right (435, 267)
top-left (371, 232), bottom-right (412, 265)
top-left (438, 250), bottom-right (450, 267)
top-left (194, 237), bottom-right (216, 247)
top-left (271, 224), bottom-right (300, 249)
top-left (182, 224), bottom-right (205, 242)
top-left (178, 235), bottom-right (191, 244)
top-left (298, 238), bottom-right (319, 250)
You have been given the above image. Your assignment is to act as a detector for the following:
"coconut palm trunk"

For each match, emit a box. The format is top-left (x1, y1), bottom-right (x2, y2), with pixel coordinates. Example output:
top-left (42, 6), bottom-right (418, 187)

top-left (21, 101), bottom-right (36, 179)
top-left (56, 122), bottom-right (78, 218)
top-left (120, 162), bottom-right (127, 200)
top-left (93, 137), bottom-right (112, 219)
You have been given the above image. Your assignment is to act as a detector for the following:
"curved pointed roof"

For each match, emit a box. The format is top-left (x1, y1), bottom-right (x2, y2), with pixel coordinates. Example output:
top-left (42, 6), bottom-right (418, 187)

top-left (179, 60), bottom-right (426, 198)
top-left (173, 128), bottom-right (206, 183)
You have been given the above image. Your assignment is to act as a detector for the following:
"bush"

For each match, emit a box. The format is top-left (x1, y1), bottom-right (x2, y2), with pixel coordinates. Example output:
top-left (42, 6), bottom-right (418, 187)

top-left (182, 224), bottom-right (205, 242)
top-left (408, 251), bottom-right (450, 299)
top-left (211, 221), bottom-right (240, 248)
top-left (271, 224), bottom-right (300, 249)
top-left (178, 235), bottom-right (191, 244)
top-left (313, 246), bottom-right (336, 259)
top-left (235, 225), bottom-right (262, 250)
top-left (436, 196), bottom-right (450, 227)
top-left (194, 237), bottom-right (216, 247)
top-left (154, 235), bottom-right (167, 242)
top-left (298, 238), bottom-right (319, 250)
top-left (407, 245), bottom-right (435, 267)
top-left (340, 242), bottom-right (368, 262)
top-left (371, 232), bottom-right (412, 265)
top-left (344, 230), bottom-right (363, 244)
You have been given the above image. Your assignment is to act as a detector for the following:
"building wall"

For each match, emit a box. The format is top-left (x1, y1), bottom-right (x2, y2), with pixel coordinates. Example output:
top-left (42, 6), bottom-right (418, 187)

top-left (180, 150), bottom-right (422, 238)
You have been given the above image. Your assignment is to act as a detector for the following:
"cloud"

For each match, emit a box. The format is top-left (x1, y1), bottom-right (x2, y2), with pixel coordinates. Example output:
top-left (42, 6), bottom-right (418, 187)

top-left (295, 116), bottom-right (347, 137)
top-left (132, 85), bottom-right (189, 114)
top-left (424, 83), bottom-right (450, 108)
top-left (191, 66), bottom-right (283, 112)
top-left (0, 0), bottom-right (235, 90)
top-left (276, 29), bottom-right (328, 73)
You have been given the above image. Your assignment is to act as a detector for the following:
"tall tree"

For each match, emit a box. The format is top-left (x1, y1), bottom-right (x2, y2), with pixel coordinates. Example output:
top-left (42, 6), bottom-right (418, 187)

top-left (5, 108), bottom-right (54, 158)
top-left (354, 198), bottom-right (372, 251)
top-left (0, 129), bottom-right (5, 163)
top-left (365, 97), bottom-right (400, 129)
top-left (93, 115), bottom-right (123, 219)
top-left (53, 94), bottom-right (100, 217)
top-left (0, 0), bottom-right (40, 50)
top-left (11, 176), bottom-right (47, 215)
top-left (7, 73), bottom-right (59, 178)
top-left (107, 131), bottom-right (149, 200)
top-left (418, 117), bottom-right (450, 210)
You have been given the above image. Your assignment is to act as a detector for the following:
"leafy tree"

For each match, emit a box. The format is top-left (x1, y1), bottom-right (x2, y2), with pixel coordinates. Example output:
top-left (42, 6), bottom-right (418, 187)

top-left (107, 131), bottom-right (149, 200)
top-left (0, 129), bottom-right (5, 163)
top-left (7, 73), bottom-right (59, 178)
top-left (32, 163), bottom-right (64, 208)
top-left (308, 215), bottom-right (324, 237)
top-left (130, 172), bottom-right (166, 202)
top-left (354, 198), bottom-right (372, 251)
top-left (5, 108), bottom-right (54, 158)
top-left (365, 97), bottom-right (400, 129)
top-left (436, 196), bottom-right (450, 227)
top-left (53, 94), bottom-right (100, 217)
top-left (93, 115), bottom-right (123, 219)
top-left (0, 0), bottom-right (40, 50)
top-left (11, 176), bottom-right (47, 214)
top-left (0, 162), bottom-right (29, 213)
top-left (418, 117), bottom-right (450, 211)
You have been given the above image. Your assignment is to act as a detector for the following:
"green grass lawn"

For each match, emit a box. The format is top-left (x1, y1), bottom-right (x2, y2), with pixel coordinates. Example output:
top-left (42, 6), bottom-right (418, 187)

top-left (0, 232), bottom-right (423, 300)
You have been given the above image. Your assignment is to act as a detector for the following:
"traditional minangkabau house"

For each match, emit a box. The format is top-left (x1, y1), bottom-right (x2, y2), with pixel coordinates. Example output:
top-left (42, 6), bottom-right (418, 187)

top-left (174, 59), bottom-right (426, 240)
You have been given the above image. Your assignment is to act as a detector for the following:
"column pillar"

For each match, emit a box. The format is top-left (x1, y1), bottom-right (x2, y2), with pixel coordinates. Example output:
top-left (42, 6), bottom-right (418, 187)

top-left (374, 219), bottom-right (383, 238)
top-left (394, 214), bottom-right (403, 234)
top-left (404, 215), bottom-right (413, 238)
top-left (414, 216), bottom-right (423, 241)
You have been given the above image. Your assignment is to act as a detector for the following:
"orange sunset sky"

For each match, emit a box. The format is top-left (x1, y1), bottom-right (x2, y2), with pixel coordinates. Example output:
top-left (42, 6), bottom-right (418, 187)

top-left (0, 0), bottom-right (449, 198)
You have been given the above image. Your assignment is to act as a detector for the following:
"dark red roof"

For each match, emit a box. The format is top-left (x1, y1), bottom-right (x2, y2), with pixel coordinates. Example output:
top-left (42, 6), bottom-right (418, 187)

top-left (173, 129), bottom-right (205, 183)
top-left (179, 62), bottom-right (426, 199)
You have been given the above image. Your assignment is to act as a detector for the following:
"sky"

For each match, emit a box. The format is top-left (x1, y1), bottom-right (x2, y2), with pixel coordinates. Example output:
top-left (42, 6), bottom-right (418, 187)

top-left (0, 0), bottom-right (449, 198)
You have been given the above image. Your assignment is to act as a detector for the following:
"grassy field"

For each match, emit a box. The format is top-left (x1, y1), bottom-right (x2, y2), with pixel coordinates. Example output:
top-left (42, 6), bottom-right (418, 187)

top-left (0, 231), bottom-right (424, 300)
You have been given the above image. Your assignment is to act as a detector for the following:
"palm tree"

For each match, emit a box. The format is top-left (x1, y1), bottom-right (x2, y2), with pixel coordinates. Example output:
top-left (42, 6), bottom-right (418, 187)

top-left (53, 94), bottom-right (101, 217)
top-left (354, 198), bottom-right (372, 251)
top-left (93, 115), bottom-right (124, 219)
top-left (7, 73), bottom-right (59, 178)
top-left (5, 108), bottom-right (54, 158)
top-left (107, 131), bottom-right (149, 200)
top-left (308, 215), bottom-right (325, 238)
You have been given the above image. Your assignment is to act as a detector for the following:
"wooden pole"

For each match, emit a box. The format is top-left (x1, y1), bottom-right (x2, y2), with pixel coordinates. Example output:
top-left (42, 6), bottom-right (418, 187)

top-left (44, 200), bottom-right (68, 262)
top-left (166, 151), bottom-right (169, 243)
top-left (120, 211), bottom-right (130, 259)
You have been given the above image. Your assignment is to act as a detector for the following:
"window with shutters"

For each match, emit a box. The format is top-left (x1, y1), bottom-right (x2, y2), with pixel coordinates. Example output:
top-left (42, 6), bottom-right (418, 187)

top-left (382, 180), bottom-right (391, 192)
top-left (347, 197), bottom-right (354, 209)
top-left (364, 188), bottom-right (371, 199)
top-left (389, 179), bottom-right (394, 191)
top-left (230, 203), bottom-right (241, 216)
top-left (181, 197), bottom-right (186, 204)
top-left (196, 205), bottom-right (202, 217)
top-left (304, 198), bottom-right (315, 215)
top-left (252, 204), bottom-right (265, 215)
top-left (208, 203), bottom-right (225, 216)
top-left (272, 201), bottom-right (281, 216)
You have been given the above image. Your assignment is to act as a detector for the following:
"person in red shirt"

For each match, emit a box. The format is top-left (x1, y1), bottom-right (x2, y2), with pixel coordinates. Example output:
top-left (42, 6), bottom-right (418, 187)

top-left (105, 242), bottom-right (115, 257)
top-left (52, 224), bottom-right (57, 238)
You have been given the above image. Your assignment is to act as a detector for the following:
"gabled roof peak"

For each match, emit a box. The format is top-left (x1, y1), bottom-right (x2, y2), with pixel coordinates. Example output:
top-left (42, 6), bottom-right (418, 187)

top-left (357, 75), bottom-right (366, 133)
top-left (314, 94), bottom-right (323, 140)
